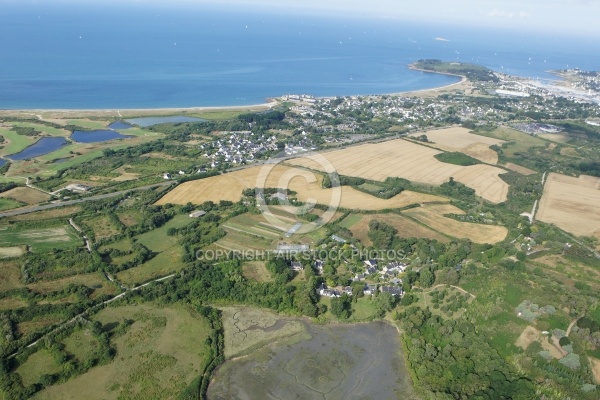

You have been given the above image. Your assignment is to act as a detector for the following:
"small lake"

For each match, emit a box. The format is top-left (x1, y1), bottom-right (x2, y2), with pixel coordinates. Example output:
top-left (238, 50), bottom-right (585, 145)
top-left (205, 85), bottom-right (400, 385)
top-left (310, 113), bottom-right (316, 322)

top-left (71, 130), bottom-right (132, 143)
top-left (108, 121), bottom-right (133, 130)
top-left (125, 116), bottom-right (206, 127)
top-left (7, 137), bottom-right (68, 160)
top-left (208, 319), bottom-right (417, 399)
top-left (52, 157), bottom-right (71, 164)
top-left (0, 159), bottom-right (7, 168)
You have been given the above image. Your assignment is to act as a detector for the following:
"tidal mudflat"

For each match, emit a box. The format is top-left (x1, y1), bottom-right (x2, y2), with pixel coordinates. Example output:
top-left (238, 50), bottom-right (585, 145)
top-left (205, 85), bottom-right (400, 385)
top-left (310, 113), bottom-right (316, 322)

top-left (208, 307), bottom-right (416, 400)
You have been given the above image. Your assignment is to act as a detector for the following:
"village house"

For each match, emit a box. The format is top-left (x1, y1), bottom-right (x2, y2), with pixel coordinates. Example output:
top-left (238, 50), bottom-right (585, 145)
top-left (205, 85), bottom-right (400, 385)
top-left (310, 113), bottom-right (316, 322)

top-left (318, 283), bottom-right (339, 298)
top-left (290, 261), bottom-right (304, 271)
top-left (380, 286), bottom-right (403, 297)
top-left (364, 284), bottom-right (378, 296)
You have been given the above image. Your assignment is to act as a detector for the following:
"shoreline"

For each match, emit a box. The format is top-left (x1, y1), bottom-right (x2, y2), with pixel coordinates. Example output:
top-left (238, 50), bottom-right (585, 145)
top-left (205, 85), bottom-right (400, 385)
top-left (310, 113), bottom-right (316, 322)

top-left (0, 67), bottom-right (470, 118)
top-left (0, 101), bottom-right (277, 119)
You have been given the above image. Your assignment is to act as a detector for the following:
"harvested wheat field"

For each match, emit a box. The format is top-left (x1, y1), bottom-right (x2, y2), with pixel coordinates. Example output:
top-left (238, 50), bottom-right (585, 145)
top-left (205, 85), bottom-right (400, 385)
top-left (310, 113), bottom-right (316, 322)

top-left (289, 138), bottom-right (508, 203)
top-left (536, 173), bottom-right (600, 239)
top-left (157, 164), bottom-right (447, 210)
top-left (0, 187), bottom-right (51, 205)
top-left (402, 203), bottom-right (508, 244)
top-left (409, 127), bottom-right (505, 164)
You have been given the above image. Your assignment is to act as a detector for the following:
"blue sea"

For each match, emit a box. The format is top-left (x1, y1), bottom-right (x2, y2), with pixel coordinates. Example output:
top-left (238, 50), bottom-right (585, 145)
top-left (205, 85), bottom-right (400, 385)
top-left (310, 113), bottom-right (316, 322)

top-left (1, 3), bottom-right (600, 109)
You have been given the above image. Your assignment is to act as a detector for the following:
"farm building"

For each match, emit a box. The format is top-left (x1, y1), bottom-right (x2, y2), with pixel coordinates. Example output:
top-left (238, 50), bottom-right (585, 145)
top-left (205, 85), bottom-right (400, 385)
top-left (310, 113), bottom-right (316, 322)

top-left (65, 183), bottom-right (92, 193)
top-left (189, 210), bottom-right (206, 218)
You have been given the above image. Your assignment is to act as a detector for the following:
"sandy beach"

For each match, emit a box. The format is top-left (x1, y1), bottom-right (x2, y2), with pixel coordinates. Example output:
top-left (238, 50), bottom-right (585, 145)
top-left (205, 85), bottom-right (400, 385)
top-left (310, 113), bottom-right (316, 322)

top-left (0, 102), bottom-right (276, 119)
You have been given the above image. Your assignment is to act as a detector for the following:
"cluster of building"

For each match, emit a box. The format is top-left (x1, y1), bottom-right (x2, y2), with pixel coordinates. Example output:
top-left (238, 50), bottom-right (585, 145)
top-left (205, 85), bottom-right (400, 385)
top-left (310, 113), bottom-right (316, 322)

top-left (310, 258), bottom-right (406, 298)
top-left (511, 122), bottom-right (562, 135)
top-left (201, 131), bottom-right (279, 166)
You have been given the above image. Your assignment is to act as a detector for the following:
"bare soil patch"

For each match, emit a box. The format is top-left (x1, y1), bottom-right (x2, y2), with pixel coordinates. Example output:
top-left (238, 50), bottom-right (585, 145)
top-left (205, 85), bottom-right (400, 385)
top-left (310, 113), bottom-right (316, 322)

top-left (23, 227), bottom-right (72, 242)
top-left (0, 246), bottom-right (26, 259)
top-left (536, 173), bottom-right (600, 239)
top-left (515, 326), bottom-right (540, 350)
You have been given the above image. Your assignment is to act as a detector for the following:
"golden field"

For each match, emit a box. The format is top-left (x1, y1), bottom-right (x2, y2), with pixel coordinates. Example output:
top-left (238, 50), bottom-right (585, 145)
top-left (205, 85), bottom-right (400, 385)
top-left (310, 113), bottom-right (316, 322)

top-left (156, 164), bottom-right (447, 210)
top-left (403, 203), bottom-right (508, 244)
top-left (289, 135), bottom-right (509, 203)
top-left (409, 127), bottom-right (505, 164)
top-left (536, 173), bottom-right (600, 239)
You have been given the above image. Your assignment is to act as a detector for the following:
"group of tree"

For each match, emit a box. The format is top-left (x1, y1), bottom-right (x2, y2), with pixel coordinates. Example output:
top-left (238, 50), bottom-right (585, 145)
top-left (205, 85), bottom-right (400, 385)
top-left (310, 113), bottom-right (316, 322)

top-left (396, 306), bottom-right (534, 398)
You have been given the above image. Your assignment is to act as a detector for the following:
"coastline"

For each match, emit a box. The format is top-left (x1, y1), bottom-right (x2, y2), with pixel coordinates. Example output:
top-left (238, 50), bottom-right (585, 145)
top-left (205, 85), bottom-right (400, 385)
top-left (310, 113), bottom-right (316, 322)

top-left (0, 101), bottom-right (277, 119)
top-left (0, 65), bottom-right (471, 118)
top-left (398, 64), bottom-right (470, 97)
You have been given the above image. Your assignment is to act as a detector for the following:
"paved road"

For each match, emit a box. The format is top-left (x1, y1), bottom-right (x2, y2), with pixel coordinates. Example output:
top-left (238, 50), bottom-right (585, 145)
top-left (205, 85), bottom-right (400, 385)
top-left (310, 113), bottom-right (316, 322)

top-left (0, 181), bottom-right (175, 218)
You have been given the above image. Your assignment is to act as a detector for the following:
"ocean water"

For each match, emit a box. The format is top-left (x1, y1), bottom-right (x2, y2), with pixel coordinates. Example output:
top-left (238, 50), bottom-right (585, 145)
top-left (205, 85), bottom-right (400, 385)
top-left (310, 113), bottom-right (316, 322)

top-left (1, 3), bottom-right (599, 110)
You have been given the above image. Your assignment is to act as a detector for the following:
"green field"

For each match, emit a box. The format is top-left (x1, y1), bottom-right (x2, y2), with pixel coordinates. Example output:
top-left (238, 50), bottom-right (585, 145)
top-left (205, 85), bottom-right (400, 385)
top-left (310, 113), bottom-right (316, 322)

top-left (0, 197), bottom-right (25, 211)
top-left (117, 247), bottom-right (184, 285)
top-left (80, 214), bottom-right (122, 241)
top-left (479, 126), bottom-right (548, 157)
top-left (114, 215), bottom-right (192, 285)
top-left (12, 122), bottom-right (68, 137)
top-left (34, 304), bottom-right (213, 400)
top-left (66, 119), bottom-right (110, 130)
top-left (16, 349), bottom-right (63, 387)
top-left (0, 129), bottom-right (36, 157)
top-left (0, 225), bottom-right (81, 252)
top-left (338, 213), bottom-right (362, 229)
top-left (192, 109), bottom-right (249, 120)
top-left (135, 215), bottom-right (190, 251)
top-left (63, 328), bottom-right (100, 362)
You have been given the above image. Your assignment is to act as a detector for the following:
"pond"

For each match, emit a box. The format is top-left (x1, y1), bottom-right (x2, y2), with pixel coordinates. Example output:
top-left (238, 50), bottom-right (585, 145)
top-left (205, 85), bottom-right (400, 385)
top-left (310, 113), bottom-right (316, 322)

top-left (7, 137), bottom-right (68, 160)
top-left (124, 116), bottom-right (206, 127)
top-left (0, 159), bottom-right (6, 168)
top-left (108, 121), bottom-right (133, 130)
top-left (70, 130), bottom-right (132, 143)
top-left (208, 316), bottom-right (417, 399)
